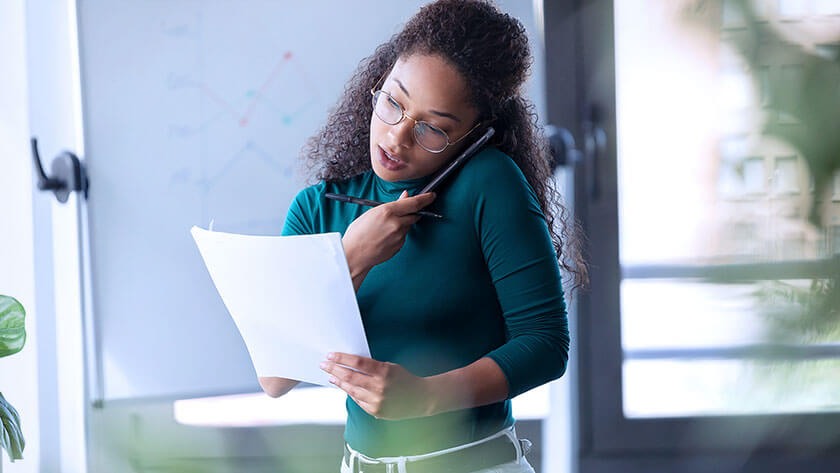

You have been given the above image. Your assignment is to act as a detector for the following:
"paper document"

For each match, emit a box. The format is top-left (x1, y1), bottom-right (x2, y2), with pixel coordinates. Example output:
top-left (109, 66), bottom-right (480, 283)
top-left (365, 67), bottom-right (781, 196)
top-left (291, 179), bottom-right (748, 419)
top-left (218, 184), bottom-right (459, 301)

top-left (191, 226), bottom-right (371, 387)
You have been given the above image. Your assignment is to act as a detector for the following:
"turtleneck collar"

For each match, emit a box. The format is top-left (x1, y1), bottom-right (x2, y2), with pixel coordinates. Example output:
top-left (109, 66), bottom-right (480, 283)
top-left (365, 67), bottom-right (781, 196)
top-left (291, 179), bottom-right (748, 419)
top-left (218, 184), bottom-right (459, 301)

top-left (372, 170), bottom-right (437, 196)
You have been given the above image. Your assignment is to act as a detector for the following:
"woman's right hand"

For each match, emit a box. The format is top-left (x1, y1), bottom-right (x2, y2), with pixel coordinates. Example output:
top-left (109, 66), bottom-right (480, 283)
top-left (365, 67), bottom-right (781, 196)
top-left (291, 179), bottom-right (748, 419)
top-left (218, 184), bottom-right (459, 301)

top-left (342, 190), bottom-right (437, 275)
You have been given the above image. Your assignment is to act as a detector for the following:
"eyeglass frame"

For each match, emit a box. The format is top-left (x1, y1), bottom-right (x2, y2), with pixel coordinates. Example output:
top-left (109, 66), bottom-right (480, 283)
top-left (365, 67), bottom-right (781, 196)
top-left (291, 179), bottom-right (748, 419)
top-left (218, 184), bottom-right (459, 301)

top-left (370, 72), bottom-right (484, 154)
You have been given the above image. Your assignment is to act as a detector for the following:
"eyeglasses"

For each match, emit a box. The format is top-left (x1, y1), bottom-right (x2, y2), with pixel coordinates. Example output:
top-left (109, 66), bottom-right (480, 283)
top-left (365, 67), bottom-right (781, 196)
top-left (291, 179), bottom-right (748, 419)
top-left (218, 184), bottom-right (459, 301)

top-left (370, 74), bottom-right (482, 153)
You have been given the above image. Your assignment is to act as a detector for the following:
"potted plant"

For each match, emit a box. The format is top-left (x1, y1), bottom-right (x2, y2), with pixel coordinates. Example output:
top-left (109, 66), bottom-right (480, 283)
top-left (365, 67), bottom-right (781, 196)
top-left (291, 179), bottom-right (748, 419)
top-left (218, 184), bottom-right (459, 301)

top-left (0, 295), bottom-right (26, 464)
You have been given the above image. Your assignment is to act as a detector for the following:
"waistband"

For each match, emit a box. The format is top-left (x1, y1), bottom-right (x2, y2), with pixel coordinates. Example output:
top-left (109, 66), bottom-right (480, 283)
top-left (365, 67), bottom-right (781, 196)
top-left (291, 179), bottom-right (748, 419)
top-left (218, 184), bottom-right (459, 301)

top-left (343, 425), bottom-right (533, 473)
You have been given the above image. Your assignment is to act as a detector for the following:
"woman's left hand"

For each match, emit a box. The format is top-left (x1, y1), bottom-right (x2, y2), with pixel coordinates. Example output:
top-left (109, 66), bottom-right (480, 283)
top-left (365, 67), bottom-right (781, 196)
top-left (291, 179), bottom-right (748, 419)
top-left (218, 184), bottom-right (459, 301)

top-left (319, 352), bottom-right (435, 420)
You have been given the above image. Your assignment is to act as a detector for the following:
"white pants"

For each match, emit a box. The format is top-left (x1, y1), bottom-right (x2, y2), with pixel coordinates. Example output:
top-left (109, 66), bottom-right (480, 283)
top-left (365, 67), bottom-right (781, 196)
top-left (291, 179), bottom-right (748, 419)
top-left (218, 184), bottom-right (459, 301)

top-left (339, 425), bottom-right (536, 473)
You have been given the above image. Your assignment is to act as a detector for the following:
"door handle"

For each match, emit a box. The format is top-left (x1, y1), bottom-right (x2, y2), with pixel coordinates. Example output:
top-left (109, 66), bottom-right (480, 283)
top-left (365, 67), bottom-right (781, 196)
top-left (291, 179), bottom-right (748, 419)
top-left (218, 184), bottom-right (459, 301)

top-left (583, 105), bottom-right (607, 201)
top-left (545, 124), bottom-right (583, 172)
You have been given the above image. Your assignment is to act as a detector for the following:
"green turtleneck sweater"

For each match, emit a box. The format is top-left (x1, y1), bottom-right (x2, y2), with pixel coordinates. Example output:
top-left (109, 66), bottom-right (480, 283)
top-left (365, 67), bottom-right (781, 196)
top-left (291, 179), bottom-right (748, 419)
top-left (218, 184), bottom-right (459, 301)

top-left (281, 146), bottom-right (569, 457)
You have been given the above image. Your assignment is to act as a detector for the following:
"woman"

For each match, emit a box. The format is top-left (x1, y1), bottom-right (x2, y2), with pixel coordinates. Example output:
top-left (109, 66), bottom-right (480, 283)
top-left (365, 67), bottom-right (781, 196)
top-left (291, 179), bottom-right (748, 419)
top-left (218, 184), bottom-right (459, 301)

top-left (259, 1), bottom-right (588, 471)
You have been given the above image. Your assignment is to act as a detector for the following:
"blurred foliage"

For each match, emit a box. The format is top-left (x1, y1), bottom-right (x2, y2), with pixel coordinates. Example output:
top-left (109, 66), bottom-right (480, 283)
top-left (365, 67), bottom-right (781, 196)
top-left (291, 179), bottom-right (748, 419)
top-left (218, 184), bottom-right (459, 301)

top-left (734, 279), bottom-right (840, 414)
top-left (685, 0), bottom-right (840, 226)
top-left (0, 295), bottom-right (26, 462)
top-left (680, 0), bottom-right (840, 414)
top-left (753, 279), bottom-right (840, 344)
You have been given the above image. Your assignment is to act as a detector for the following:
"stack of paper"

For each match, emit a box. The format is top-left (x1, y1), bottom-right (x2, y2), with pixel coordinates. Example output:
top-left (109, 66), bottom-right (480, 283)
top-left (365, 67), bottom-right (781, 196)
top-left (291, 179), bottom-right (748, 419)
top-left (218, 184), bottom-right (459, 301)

top-left (191, 226), bottom-right (371, 387)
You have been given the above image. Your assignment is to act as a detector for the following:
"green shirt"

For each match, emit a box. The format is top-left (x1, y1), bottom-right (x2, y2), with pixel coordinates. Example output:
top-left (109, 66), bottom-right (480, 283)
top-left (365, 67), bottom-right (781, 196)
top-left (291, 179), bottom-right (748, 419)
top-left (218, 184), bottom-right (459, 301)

top-left (281, 146), bottom-right (569, 457)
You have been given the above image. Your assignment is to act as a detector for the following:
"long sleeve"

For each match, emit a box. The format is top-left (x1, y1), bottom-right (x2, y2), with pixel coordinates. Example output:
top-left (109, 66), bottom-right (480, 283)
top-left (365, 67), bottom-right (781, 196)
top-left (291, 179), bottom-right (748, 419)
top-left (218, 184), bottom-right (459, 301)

top-left (281, 184), bottom-right (322, 236)
top-left (473, 151), bottom-right (570, 399)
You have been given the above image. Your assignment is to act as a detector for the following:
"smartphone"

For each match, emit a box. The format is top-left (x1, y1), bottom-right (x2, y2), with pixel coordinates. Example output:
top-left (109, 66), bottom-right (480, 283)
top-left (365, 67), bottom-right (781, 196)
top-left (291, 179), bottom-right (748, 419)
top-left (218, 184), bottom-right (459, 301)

top-left (415, 126), bottom-right (495, 196)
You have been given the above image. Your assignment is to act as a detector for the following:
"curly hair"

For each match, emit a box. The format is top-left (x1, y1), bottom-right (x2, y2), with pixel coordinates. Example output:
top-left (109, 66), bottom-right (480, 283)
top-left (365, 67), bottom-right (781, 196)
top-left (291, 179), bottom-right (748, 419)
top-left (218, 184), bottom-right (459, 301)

top-left (300, 0), bottom-right (589, 294)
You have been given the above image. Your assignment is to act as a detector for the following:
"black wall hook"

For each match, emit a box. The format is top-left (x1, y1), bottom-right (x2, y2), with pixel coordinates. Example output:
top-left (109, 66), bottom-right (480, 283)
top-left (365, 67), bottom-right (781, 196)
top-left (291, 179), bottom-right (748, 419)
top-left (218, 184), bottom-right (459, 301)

top-left (31, 137), bottom-right (89, 203)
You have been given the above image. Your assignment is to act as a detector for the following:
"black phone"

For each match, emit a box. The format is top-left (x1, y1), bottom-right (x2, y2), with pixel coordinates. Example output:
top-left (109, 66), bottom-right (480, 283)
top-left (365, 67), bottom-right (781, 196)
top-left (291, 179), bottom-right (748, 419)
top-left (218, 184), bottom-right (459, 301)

top-left (414, 126), bottom-right (495, 196)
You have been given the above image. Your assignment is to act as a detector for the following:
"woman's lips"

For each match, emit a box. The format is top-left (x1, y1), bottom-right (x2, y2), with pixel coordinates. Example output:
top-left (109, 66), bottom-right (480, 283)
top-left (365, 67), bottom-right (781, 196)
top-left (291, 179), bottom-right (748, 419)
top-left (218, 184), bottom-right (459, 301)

top-left (378, 145), bottom-right (407, 171)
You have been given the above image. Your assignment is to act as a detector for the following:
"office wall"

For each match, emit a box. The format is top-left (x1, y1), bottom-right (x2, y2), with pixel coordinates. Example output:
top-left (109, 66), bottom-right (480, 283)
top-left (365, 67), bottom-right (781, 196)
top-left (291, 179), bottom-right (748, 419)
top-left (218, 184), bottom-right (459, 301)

top-left (0, 1), bottom-right (40, 471)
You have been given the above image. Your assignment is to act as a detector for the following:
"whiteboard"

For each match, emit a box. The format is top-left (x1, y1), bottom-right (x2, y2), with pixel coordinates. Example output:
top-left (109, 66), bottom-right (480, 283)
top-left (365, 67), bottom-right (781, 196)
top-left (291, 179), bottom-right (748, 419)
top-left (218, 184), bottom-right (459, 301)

top-left (77, 0), bottom-right (545, 403)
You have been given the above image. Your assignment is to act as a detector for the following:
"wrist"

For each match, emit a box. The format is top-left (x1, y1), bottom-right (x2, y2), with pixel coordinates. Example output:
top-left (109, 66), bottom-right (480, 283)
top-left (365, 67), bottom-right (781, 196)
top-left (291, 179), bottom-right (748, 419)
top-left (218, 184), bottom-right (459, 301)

top-left (342, 237), bottom-right (371, 277)
top-left (421, 374), bottom-right (461, 417)
top-left (421, 376), bottom-right (444, 416)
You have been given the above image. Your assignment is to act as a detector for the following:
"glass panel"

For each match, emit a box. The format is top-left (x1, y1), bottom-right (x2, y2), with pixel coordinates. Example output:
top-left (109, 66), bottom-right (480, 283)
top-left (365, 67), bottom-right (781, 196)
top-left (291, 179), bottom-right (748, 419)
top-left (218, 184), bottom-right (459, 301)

top-left (758, 66), bottom-right (771, 106)
top-left (833, 171), bottom-right (840, 199)
top-left (814, 0), bottom-right (840, 15)
top-left (743, 157), bottom-right (767, 195)
top-left (778, 65), bottom-right (803, 123)
top-left (773, 156), bottom-right (799, 194)
top-left (832, 226), bottom-right (840, 254)
top-left (621, 280), bottom-right (774, 351)
top-left (621, 278), bottom-right (840, 351)
top-left (615, 0), bottom-right (838, 266)
top-left (615, 0), bottom-right (840, 418)
top-left (779, 0), bottom-right (810, 17)
top-left (623, 359), bottom-right (840, 418)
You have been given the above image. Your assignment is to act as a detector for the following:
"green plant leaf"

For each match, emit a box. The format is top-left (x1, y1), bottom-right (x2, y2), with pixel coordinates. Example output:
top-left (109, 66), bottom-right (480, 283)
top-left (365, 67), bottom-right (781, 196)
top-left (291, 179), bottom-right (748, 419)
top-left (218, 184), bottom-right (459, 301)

top-left (0, 392), bottom-right (24, 461)
top-left (0, 295), bottom-right (26, 358)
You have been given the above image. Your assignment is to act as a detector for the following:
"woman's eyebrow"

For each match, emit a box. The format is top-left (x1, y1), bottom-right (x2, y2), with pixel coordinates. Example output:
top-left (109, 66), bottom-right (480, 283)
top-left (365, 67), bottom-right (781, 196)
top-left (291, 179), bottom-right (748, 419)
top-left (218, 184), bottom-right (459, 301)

top-left (393, 78), bottom-right (462, 123)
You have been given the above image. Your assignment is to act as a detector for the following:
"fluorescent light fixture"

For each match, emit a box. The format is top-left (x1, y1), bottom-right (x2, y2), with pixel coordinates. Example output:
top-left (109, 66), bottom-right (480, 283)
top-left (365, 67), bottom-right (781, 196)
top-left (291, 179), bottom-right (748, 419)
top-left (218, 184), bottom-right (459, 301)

top-left (174, 385), bottom-right (550, 427)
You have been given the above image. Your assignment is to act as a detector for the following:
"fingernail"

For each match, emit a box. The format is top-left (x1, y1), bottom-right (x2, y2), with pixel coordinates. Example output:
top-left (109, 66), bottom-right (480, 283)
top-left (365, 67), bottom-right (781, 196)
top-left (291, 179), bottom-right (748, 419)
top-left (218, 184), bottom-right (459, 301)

top-left (329, 376), bottom-right (337, 384)
top-left (327, 352), bottom-right (336, 360)
top-left (320, 361), bottom-right (329, 369)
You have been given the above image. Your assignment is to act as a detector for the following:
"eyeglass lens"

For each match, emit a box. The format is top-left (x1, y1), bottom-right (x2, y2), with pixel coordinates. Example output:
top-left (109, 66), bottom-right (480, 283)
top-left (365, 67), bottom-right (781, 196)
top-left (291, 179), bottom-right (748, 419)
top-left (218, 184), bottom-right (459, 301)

top-left (372, 90), bottom-right (449, 152)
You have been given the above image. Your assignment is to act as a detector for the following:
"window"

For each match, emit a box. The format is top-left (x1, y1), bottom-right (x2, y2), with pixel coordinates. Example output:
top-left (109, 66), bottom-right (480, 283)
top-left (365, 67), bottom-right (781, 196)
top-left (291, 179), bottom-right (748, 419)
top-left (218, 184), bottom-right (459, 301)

top-left (743, 157), bottom-right (766, 195)
top-left (759, 66), bottom-right (772, 106)
top-left (832, 226), bottom-right (840, 254)
top-left (778, 65), bottom-right (803, 123)
top-left (773, 156), bottom-right (800, 194)
top-left (722, 0), bottom-right (746, 27)
top-left (718, 136), bottom-right (749, 198)
top-left (833, 170), bottom-right (840, 200)
top-left (608, 0), bottom-right (840, 447)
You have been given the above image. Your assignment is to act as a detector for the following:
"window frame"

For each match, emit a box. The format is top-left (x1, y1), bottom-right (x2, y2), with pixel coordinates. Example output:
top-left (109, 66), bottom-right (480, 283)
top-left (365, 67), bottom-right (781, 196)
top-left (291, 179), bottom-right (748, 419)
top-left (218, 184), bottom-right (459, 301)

top-left (543, 0), bottom-right (840, 468)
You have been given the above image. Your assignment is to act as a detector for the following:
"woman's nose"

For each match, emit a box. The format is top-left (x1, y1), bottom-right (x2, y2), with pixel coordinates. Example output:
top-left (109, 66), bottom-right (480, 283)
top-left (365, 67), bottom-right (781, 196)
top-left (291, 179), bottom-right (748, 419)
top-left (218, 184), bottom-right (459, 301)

top-left (386, 116), bottom-right (415, 149)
